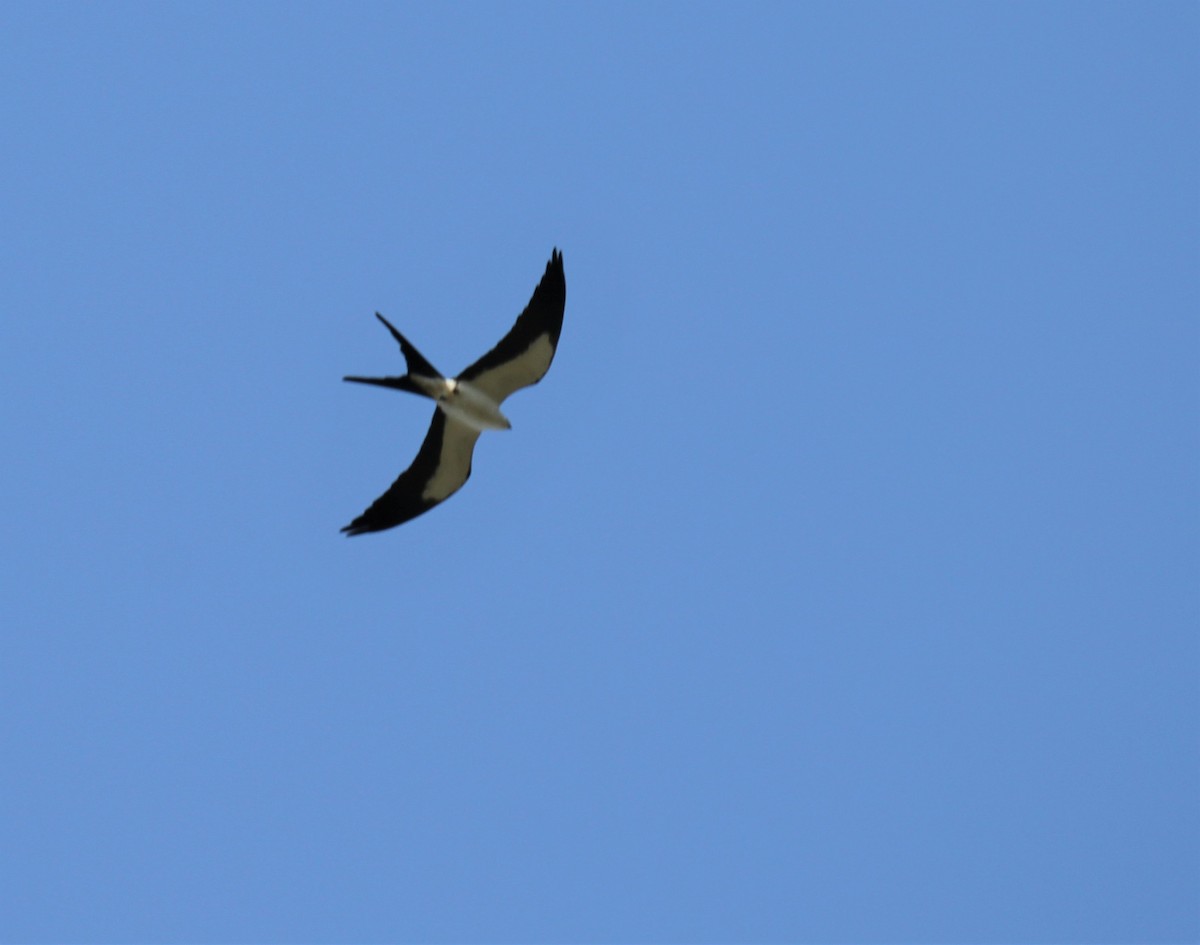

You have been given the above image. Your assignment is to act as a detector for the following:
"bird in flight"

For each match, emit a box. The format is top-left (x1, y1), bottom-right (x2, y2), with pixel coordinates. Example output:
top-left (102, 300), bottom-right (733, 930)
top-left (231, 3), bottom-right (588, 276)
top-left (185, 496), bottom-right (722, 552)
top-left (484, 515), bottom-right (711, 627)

top-left (341, 249), bottom-right (566, 535)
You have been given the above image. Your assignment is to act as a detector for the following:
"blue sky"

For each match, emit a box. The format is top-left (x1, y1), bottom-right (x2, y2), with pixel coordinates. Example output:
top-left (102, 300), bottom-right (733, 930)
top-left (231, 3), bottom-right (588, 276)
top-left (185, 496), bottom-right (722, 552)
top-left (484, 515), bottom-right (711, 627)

top-left (1, 3), bottom-right (1196, 942)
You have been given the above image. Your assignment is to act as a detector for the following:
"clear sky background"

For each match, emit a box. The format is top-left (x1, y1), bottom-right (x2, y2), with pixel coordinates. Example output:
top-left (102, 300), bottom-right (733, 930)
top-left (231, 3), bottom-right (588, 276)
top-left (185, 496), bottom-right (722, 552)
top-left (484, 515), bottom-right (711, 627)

top-left (1, 3), bottom-right (1196, 943)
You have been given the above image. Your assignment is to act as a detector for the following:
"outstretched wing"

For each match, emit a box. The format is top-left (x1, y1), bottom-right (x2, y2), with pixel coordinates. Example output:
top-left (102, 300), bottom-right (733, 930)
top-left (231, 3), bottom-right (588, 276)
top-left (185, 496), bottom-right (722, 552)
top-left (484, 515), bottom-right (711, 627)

top-left (458, 249), bottom-right (566, 403)
top-left (341, 411), bottom-right (482, 535)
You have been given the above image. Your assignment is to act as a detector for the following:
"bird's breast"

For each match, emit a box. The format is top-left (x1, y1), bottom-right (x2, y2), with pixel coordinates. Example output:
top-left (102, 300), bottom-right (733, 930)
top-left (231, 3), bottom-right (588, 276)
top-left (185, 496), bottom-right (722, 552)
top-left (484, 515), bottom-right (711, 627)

top-left (438, 379), bottom-right (511, 431)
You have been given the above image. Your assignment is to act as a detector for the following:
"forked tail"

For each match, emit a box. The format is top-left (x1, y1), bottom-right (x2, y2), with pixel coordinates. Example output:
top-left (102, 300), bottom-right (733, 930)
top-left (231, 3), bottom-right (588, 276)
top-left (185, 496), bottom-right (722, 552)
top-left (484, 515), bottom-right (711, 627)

top-left (373, 313), bottom-right (442, 378)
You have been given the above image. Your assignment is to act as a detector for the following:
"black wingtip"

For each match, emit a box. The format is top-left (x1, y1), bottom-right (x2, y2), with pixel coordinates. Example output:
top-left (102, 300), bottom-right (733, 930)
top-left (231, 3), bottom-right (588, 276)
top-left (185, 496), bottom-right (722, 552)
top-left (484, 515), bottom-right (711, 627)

top-left (547, 248), bottom-right (564, 285)
top-left (341, 514), bottom-right (378, 536)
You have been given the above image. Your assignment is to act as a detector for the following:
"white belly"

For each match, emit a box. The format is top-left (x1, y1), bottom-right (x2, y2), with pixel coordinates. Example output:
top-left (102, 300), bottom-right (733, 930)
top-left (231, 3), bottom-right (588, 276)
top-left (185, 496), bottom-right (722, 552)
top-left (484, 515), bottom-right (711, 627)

top-left (435, 378), bottom-right (511, 432)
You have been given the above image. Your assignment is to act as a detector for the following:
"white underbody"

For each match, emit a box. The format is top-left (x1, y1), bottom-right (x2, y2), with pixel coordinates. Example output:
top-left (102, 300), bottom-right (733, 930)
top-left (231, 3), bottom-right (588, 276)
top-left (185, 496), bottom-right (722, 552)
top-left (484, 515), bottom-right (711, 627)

top-left (414, 376), bottom-right (511, 432)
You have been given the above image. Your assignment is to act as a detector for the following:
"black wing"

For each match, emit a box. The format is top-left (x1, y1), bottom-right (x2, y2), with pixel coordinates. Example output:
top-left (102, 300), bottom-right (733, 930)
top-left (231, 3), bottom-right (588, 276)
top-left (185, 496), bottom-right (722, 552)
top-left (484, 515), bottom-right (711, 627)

top-left (458, 249), bottom-right (566, 403)
top-left (342, 411), bottom-right (482, 535)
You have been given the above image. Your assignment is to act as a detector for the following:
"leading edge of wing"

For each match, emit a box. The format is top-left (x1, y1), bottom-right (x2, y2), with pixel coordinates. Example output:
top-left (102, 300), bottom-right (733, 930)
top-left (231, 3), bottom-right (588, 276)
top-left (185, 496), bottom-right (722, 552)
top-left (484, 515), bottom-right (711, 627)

top-left (341, 411), bottom-right (482, 535)
top-left (458, 249), bottom-right (565, 401)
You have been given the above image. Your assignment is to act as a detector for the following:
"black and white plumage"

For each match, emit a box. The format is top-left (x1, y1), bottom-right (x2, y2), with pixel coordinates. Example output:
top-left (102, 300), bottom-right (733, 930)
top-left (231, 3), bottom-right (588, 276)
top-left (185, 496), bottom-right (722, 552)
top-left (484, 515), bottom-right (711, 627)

top-left (341, 249), bottom-right (565, 535)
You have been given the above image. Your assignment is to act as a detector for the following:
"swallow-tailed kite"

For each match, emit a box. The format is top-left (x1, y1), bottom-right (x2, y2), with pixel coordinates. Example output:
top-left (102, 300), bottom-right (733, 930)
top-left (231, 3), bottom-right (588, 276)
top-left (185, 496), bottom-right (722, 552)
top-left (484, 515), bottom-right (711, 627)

top-left (341, 249), bottom-right (566, 535)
